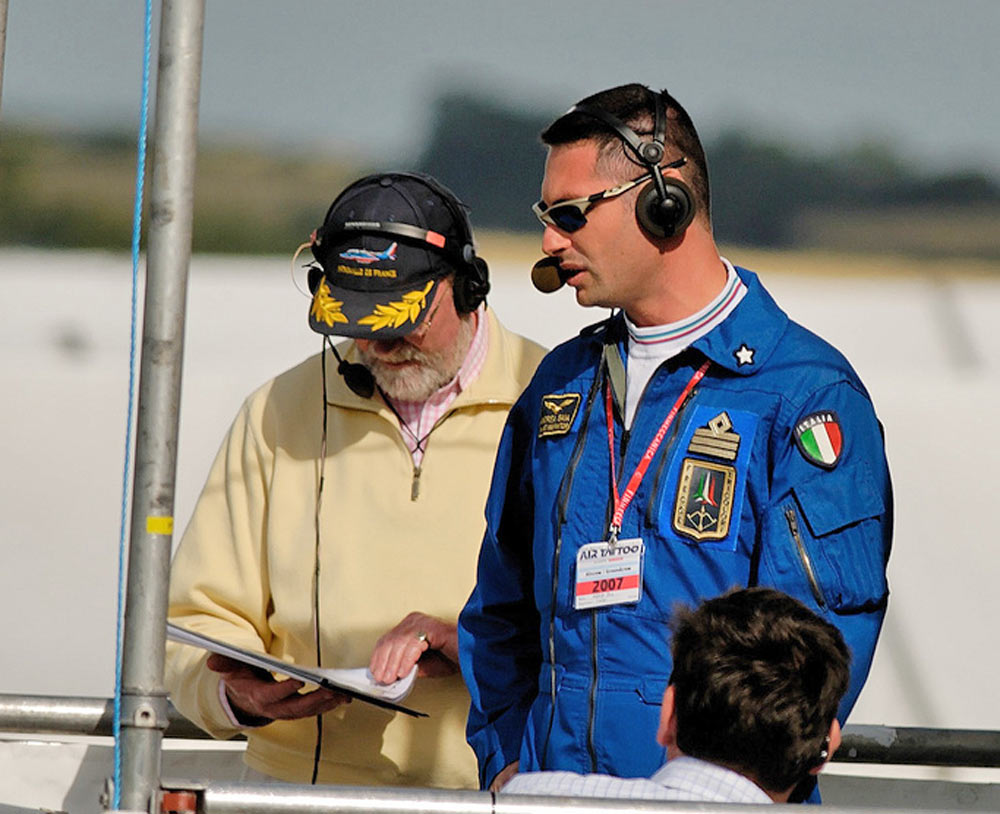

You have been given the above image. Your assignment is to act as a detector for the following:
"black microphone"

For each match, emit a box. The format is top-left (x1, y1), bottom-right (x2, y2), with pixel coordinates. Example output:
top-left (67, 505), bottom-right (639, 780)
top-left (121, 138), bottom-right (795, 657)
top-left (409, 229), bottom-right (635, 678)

top-left (338, 359), bottom-right (376, 399)
top-left (328, 341), bottom-right (376, 399)
top-left (531, 256), bottom-right (570, 294)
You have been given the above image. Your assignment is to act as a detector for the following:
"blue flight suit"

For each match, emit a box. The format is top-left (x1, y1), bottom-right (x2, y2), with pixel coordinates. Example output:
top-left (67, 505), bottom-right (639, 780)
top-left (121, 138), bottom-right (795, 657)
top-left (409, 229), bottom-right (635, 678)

top-left (458, 267), bottom-right (892, 789)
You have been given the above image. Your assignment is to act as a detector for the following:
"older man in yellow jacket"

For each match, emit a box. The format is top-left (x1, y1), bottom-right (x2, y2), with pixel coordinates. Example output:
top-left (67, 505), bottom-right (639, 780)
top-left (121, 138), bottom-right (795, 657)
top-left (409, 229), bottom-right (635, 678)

top-left (165, 172), bottom-right (546, 786)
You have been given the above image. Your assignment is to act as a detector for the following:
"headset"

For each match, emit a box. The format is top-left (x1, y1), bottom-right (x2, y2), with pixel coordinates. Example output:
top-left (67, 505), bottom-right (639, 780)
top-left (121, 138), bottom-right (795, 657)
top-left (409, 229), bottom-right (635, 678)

top-left (308, 172), bottom-right (490, 314)
top-left (569, 90), bottom-right (695, 239)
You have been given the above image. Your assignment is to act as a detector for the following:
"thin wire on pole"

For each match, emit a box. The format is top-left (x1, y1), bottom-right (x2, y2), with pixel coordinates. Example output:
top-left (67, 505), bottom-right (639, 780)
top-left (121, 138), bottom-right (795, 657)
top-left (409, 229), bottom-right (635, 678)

top-left (113, 1), bottom-right (154, 808)
top-left (0, 0), bottom-right (10, 115)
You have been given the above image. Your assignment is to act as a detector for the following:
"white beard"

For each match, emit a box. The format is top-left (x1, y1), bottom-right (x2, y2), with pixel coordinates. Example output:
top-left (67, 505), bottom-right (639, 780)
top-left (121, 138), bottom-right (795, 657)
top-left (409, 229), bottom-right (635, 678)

top-left (358, 314), bottom-right (476, 403)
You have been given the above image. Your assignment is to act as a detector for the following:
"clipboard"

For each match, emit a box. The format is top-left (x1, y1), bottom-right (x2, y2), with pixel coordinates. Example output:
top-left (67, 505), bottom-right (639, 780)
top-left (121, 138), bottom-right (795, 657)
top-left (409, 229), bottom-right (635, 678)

top-left (166, 622), bottom-right (427, 718)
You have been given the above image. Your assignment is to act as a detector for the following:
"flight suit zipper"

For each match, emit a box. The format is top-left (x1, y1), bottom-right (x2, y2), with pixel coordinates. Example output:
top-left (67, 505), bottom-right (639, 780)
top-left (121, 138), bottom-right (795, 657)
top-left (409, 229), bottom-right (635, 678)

top-left (592, 359), bottom-right (702, 772)
top-left (784, 505), bottom-right (826, 608)
top-left (644, 388), bottom-right (699, 527)
top-left (542, 370), bottom-right (603, 767)
top-left (587, 610), bottom-right (599, 773)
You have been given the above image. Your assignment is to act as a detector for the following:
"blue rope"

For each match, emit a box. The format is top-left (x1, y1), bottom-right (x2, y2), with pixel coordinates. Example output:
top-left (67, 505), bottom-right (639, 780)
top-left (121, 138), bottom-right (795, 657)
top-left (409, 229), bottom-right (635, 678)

top-left (114, 1), bottom-right (154, 808)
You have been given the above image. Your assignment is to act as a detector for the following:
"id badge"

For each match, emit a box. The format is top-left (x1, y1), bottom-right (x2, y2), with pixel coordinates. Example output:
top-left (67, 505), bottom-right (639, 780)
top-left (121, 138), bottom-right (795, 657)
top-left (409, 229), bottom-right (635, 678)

top-left (574, 538), bottom-right (644, 610)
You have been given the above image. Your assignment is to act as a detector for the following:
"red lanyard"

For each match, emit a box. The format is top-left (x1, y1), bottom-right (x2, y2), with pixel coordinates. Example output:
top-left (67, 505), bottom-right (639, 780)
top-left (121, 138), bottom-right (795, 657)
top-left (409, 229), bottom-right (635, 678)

top-left (605, 360), bottom-right (710, 541)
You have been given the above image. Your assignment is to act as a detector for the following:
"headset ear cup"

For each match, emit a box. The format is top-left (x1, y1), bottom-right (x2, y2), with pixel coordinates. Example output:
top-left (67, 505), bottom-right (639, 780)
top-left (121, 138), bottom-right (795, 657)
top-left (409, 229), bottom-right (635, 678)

top-left (453, 257), bottom-right (491, 313)
top-left (636, 177), bottom-right (695, 239)
top-left (307, 266), bottom-right (325, 295)
top-left (472, 257), bottom-right (490, 302)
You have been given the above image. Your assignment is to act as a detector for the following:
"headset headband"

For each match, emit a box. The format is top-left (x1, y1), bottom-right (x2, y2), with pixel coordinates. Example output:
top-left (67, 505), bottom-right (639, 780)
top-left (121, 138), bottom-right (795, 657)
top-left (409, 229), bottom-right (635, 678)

top-left (315, 219), bottom-right (470, 268)
top-left (563, 90), bottom-right (693, 240)
top-left (569, 90), bottom-right (671, 204)
top-left (569, 90), bottom-right (666, 166)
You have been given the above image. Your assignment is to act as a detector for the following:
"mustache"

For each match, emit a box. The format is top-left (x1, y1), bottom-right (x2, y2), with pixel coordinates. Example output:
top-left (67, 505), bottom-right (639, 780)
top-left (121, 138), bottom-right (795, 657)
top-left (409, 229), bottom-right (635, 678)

top-left (362, 343), bottom-right (433, 366)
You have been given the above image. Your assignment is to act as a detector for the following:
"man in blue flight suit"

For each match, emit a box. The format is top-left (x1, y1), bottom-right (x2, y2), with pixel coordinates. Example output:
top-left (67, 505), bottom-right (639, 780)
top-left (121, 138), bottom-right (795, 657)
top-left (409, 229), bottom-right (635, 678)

top-left (458, 84), bottom-right (892, 796)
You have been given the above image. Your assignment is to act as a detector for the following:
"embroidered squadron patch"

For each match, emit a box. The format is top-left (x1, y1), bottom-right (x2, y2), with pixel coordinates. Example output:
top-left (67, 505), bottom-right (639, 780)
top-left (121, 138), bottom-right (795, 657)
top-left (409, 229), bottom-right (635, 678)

top-left (672, 459), bottom-right (736, 541)
top-left (794, 411), bottom-right (843, 469)
top-left (687, 411), bottom-right (741, 461)
top-left (538, 393), bottom-right (582, 438)
top-left (659, 405), bottom-right (759, 551)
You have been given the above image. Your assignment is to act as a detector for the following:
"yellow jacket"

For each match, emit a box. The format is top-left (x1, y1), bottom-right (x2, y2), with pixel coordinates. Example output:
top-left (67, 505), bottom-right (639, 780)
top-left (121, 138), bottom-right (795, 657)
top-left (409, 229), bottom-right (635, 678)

top-left (166, 310), bottom-right (545, 786)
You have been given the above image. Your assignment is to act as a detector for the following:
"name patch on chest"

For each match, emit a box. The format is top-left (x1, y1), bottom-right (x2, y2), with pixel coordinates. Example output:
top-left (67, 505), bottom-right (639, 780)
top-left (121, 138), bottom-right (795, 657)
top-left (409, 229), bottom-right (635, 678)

top-left (538, 392), bottom-right (582, 438)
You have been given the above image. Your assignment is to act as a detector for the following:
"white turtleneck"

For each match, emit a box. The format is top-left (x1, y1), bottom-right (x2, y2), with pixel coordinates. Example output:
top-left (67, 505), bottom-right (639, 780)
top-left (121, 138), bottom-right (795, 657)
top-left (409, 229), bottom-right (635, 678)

top-left (623, 258), bottom-right (746, 429)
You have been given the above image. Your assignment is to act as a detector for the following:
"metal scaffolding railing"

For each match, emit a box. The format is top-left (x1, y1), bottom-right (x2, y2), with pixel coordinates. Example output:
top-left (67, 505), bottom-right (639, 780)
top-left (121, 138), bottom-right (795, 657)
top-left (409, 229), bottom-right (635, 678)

top-left (160, 782), bottom-right (983, 814)
top-left (2, 692), bottom-right (1000, 771)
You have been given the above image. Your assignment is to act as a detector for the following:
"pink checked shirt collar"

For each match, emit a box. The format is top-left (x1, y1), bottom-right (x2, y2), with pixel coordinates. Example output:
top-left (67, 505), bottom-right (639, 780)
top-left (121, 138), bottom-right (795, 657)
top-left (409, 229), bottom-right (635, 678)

top-left (387, 305), bottom-right (488, 467)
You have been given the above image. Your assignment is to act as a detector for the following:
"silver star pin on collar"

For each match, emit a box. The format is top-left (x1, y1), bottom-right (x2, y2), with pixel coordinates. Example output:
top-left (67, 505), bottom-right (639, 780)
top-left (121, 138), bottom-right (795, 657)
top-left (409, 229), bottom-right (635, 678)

top-left (734, 344), bottom-right (755, 366)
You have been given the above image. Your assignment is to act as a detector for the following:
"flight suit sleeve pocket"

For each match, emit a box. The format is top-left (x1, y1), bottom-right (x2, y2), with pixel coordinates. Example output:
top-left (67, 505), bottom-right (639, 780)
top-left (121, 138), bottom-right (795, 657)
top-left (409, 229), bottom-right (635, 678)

top-left (794, 458), bottom-right (884, 537)
top-left (790, 459), bottom-right (888, 613)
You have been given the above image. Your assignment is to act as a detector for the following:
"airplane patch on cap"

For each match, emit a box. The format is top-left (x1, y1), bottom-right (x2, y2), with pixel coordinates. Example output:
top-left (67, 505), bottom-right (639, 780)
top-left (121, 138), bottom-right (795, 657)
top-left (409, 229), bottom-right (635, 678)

top-left (339, 241), bottom-right (398, 264)
top-left (794, 411), bottom-right (843, 469)
top-left (538, 393), bottom-right (581, 439)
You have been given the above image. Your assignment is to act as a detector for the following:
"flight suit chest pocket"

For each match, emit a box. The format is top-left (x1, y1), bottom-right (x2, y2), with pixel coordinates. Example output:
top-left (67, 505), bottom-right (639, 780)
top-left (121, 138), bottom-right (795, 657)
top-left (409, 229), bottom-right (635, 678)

top-left (787, 458), bottom-right (888, 612)
top-left (652, 405), bottom-right (760, 553)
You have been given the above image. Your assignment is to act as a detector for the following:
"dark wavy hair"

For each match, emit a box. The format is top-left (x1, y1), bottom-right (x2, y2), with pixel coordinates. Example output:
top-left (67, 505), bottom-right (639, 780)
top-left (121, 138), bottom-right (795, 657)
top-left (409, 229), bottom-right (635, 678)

top-left (669, 588), bottom-right (850, 792)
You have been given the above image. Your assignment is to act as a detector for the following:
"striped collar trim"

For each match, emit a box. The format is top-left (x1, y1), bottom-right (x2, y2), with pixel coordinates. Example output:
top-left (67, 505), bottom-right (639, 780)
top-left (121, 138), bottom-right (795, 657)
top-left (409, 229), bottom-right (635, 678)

top-left (627, 259), bottom-right (745, 346)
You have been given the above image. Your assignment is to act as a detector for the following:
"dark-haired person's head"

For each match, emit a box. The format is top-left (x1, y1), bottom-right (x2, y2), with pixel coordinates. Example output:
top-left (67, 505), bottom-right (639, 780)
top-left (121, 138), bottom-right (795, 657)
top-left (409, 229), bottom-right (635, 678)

top-left (658, 588), bottom-right (850, 802)
top-left (541, 83), bottom-right (711, 225)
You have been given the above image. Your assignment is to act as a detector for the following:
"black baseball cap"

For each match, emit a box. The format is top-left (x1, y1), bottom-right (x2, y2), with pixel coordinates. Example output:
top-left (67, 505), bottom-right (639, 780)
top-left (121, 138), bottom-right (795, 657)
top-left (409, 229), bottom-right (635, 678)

top-left (307, 172), bottom-right (472, 340)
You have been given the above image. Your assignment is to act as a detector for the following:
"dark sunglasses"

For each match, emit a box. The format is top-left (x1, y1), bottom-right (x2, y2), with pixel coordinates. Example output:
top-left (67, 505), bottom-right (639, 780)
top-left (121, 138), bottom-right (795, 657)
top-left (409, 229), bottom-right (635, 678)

top-left (532, 158), bottom-right (686, 233)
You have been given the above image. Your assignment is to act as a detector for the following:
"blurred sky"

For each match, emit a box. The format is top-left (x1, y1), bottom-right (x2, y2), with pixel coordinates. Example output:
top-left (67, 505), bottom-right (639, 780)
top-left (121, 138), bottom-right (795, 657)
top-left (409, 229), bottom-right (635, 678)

top-left (2, 0), bottom-right (999, 175)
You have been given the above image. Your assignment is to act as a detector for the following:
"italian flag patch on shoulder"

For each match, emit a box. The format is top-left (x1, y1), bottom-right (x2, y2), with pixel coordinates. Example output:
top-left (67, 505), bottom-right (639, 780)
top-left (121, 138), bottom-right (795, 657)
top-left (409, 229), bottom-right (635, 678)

top-left (794, 411), bottom-right (843, 469)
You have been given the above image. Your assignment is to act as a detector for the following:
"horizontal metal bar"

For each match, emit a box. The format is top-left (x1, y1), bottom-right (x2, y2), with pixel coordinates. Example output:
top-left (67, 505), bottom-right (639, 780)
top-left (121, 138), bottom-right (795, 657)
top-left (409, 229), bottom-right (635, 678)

top-left (839, 724), bottom-right (1000, 768)
top-left (2, 694), bottom-right (999, 769)
top-left (195, 784), bottom-right (496, 814)
top-left (191, 783), bottom-right (975, 814)
top-left (0, 693), bottom-right (210, 740)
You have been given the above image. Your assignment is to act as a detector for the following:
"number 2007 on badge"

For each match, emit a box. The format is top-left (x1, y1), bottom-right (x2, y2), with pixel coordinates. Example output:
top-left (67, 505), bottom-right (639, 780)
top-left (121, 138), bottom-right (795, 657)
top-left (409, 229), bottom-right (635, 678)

top-left (574, 539), bottom-right (644, 610)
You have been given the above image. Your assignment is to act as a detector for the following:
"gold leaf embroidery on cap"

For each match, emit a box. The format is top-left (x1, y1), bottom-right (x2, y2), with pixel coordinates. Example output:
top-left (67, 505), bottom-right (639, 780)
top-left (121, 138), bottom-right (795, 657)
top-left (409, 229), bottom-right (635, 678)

top-left (310, 281), bottom-right (349, 326)
top-left (358, 280), bottom-right (434, 332)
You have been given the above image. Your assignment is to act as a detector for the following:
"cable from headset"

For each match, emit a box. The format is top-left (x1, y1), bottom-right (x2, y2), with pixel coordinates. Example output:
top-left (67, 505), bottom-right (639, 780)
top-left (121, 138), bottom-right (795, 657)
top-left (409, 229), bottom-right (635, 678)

top-left (310, 337), bottom-right (330, 783)
top-left (290, 237), bottom-right (316, 299)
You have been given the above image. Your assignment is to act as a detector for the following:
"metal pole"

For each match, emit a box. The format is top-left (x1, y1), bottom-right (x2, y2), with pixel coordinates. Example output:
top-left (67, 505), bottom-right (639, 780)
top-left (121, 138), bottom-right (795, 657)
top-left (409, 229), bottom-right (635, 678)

top-left (838, 724), bottom-right (1000, 768)
top-left (192, 784), bottom-right (976, 814)
top-left (0, 0), bottom-right (9, 115)
top-left (0, 694), bottom-right (214, 740)
top-left (119, 1), bottom-right (205, 811)
top-left (198, 785), bottom-right (727, 814)
top-left (2, 694), bottom-right (999, 769)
